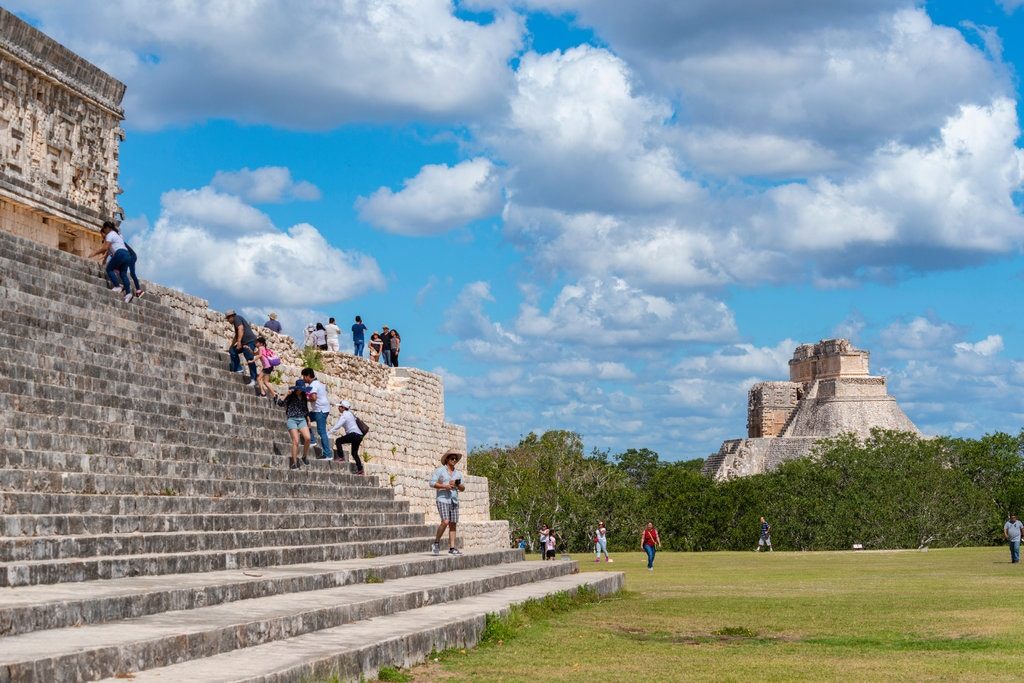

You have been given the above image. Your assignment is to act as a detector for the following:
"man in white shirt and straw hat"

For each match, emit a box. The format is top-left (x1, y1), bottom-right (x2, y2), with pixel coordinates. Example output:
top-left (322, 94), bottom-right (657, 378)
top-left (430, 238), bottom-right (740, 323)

top-left (430, 451), bottom-right (465, 556)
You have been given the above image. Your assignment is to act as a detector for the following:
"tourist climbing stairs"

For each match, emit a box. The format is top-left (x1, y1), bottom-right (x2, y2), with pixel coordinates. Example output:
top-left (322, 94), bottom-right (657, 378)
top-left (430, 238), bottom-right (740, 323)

top-left (0, 229), bottom-right (622, 681)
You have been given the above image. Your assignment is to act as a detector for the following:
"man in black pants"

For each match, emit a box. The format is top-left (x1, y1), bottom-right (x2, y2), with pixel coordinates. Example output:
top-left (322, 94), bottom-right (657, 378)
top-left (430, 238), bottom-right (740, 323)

top-left (327, 400), bottom-right (364, 474)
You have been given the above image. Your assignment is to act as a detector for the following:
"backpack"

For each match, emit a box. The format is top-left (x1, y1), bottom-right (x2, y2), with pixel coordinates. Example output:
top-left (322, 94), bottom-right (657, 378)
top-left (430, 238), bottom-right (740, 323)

top-left (354, 414), bottom-right (370, 435)
top-left (266, 349), bottom-right (281, 367)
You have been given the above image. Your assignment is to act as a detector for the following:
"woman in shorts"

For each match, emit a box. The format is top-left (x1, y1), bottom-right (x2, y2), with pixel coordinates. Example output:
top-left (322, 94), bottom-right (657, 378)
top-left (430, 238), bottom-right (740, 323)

top-left (368, 332), bottom-right (383, 363)
top-left (275, 380), bottom-right (310, 469)
top-left (254, 337), bottom-right (279, 399)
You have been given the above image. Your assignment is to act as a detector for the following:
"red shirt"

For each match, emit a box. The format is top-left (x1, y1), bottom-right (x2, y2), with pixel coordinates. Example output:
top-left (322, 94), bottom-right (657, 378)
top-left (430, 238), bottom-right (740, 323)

top-left (643, 528), bottom-right (659, 547)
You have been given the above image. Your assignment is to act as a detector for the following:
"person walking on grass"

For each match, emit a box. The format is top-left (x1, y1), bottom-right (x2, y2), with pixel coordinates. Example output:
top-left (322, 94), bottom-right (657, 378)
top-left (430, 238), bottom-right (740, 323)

top-left (756, 516), bottom-right (773, 552)
top-left (545, 528), bottom-right (558, 560)
top-left (539, 524), bottom-right (549, 560)
top-left (225, 310), bottom-right (259, 389)
top-left (594, 521), bottom-right (613, 563)
top-left (352, 315), bottom-right (367, 357)
top-left (430, 451), bottom-right (465, 556)
top-left (641, 521), bottom-right (660, 571)
top-left (276, 380), bottom-right (311, 470)
top-left (328, 400), bottom-right (365, 475)
top-left (301, 368), bottom-right (332, 460)
top-left (1005, 514), bottom-right (1023, 563)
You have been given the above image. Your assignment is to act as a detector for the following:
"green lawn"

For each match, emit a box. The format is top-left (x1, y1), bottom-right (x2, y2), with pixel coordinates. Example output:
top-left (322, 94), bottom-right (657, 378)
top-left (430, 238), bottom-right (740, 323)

top-left (410, 547), bottom-right (1024, 682)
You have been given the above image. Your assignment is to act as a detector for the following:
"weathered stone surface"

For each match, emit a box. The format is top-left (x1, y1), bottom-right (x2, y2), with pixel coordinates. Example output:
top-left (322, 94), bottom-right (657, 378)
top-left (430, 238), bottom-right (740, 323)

top-left (0, 8), bottom-right (125, 257)
top-left (705, 339), bottom-right (920, 480)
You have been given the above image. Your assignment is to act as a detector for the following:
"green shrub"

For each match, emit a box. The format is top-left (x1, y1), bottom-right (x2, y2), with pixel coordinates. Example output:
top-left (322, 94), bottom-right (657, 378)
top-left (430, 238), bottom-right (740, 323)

top-left (299, 347), bottom-right (325, 372)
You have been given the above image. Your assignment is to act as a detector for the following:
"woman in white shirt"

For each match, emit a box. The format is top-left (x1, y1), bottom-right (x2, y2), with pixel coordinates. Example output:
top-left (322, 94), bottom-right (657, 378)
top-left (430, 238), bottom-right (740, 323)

top-left (89, 221), bottom-right (136, 303)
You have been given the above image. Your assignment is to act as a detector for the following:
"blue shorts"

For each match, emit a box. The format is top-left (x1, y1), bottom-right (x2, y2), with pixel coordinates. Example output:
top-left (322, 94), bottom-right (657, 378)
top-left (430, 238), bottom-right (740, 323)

top-left (286, 417), bottom-right (307, 431)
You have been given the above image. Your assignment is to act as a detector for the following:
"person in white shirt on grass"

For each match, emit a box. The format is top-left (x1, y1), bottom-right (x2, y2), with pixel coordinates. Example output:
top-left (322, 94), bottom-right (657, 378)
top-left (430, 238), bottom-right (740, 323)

top-left (430, 451), bottom-right (465, 556)
top-left (327, 400), bottom-right (365, 474)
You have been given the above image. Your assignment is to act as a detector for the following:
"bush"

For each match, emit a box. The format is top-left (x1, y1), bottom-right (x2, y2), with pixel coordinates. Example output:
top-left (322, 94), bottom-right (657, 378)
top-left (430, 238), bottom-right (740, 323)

top-left (299, 347), bottom-right (324, 372)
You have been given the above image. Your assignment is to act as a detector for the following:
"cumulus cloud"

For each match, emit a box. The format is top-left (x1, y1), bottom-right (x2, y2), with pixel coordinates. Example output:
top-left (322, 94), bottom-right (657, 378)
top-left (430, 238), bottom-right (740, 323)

top-left (135, 183), bottom-right (384, 308)
top-left (674, 340), bottom-right (797, 378)
top-left (356, 158), bottom-right (503, 235)
top-left (999, 0), bottom-right (1024, 12)
top-left (211, 167), bottom-right (321, 203)
top-left (515, 276), bottom-right (737, 345)
top-left (442, 281), bottom-right (525, 363)
top-left (490, 46), bottom-right (699, 213)
top-left (159, 187), bottom-right (276, 234)
top-left (878, 316), bottom-right (963, 358)
top-left (10, 0), bottom-right (523, 128)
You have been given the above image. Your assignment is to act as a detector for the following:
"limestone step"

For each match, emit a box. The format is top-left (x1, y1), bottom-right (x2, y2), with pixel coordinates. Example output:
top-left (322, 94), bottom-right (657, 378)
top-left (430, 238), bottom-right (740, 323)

top-left (0, 229), bottom-right (138, 281)
top-left (96, 571), bottom-right (624, 683)
top-left (0, 522), bottom-right (436, 563)
top-left (0, 559), bottom-right (575, 681)
top-left (0, 467), bottom-right (394, 502)
top-left (0, 490), bottom-right (409, 517)
top-left (0, 534), bottom-right (437, 587)
top-left (0, 449), bottom-right (388, 491)
top-left (0, 510), bottom-right (424, 538)
top-left (0, 548), bottom-right (523, 637)
top-left (2, 281), bottom-right (195, 342)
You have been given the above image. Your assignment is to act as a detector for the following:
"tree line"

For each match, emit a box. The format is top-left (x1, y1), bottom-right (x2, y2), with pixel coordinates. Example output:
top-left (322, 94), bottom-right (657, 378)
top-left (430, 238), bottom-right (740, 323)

top-left (469, 429), bottom-right (1024, 553)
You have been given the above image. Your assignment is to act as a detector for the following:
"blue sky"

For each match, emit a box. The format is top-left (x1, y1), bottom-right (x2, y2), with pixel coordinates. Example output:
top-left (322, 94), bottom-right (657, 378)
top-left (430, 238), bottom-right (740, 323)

top-left (17, 0), bottom-right (1024, 459)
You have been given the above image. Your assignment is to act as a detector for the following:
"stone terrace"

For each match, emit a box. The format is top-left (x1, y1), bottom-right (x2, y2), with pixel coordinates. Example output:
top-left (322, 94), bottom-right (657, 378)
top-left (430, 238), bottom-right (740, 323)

top-left (0, 228), bottom-right (623, 681)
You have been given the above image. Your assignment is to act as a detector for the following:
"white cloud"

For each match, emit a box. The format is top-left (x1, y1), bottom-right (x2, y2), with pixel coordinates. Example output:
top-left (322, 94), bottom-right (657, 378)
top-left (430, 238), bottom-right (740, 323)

top-left (515, 276), bottom-right (737, 346)
top-left (11, 0), bottom-right (523, 129)
top-left (999, 0), bottom-right (1024, 13)
top-left (356, 158), bottom-right (503, 235)
top-left (210, 167), bottom-right (321, 203)
top-left (160, 187), bottom-right (275, 234)
top-left (878, 316), bottom-right (963, 359)
top-left (674, 340), bottom-right (797, 378)
top-left (490, 46), bottom-right (699, 212)
top-left (759, 98), bottom-right (1024, 259)
top-left (442, 282), bottom-right (525, 363)
top-left (135, 184), bottom-right (384, 308)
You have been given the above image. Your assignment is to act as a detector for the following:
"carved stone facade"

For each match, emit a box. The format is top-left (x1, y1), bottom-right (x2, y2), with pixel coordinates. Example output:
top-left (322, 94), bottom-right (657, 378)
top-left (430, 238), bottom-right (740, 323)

top-left (0, 8), bottom-right (125, 256)
top-left (705, 339), bottom-right (919, 481)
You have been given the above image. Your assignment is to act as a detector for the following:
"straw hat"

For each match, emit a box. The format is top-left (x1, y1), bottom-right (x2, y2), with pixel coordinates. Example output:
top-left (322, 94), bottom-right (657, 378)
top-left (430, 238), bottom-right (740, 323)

top-left (440, 451), bottom-right (463, 465)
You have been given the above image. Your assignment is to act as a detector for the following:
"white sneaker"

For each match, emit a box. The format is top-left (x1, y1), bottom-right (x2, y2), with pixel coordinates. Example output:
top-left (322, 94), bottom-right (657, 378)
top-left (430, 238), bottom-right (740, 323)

top-left (123, 292), bottom-right (134, 303)
top-left (431, 542), bottom-right (440, 556)
top-left (110, 286), bottom-right (123, 293)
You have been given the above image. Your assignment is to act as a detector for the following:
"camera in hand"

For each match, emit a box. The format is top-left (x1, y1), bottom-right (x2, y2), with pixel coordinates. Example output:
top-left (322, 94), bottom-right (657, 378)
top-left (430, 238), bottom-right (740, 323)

top-left (454, 479), bottom-right (461, 486)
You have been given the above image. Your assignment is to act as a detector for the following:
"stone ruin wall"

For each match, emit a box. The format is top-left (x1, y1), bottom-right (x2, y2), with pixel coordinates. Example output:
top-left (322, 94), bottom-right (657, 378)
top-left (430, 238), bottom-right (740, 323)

top-left (0, 8), bottom-right (125, 257)
top-left (155, 285), bottom-right (510, 550)
top-left (747, 381), bottom-right (799, 438)
top-left (707, 339), bottom-right (920, 481)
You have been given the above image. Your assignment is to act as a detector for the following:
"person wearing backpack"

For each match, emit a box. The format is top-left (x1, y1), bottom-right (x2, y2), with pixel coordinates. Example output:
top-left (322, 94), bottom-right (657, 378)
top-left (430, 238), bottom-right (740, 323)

top-left (328, 399), bottom-right (366, 474)
top-left (254, 337), bottom-right (281, 399)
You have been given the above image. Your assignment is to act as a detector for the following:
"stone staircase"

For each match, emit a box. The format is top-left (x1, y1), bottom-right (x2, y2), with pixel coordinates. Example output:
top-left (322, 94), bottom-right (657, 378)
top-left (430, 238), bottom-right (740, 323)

top-left (0, 228), bottom-right (623, 681)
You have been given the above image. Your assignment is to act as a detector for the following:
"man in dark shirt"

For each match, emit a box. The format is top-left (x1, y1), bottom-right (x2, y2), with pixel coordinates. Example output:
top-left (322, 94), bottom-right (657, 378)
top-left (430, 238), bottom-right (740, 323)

top-left (226, 310), bottom-right (258, 387)
top-left (352, 315), bottom-right (367, 357)
top-left (381, 325), bottom-right (392, 366)
top-left (264, 312), bottom-right (282, 333)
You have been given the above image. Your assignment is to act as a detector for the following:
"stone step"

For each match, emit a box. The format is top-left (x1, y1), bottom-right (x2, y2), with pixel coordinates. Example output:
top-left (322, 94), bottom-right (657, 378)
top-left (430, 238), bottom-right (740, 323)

top-left (0, 548), bottom-right (523, 637)
top-left (0, 229), bottom-right (137, 282)
top-left (0, 522), bottom-right (436, 563)
top-left (0, 559), bottom-right (576, 681)
top-left (96, 571), bottom-right (624, 683)
top-left (0, 510), bottom-right (424, 537)
top-left (0, 448), bottom-right (385, 492)
top-left (0, 380), bottom-right (285, 438)
top-left (0, 306), bottom-right (238, 372)
top-left (0, 490), bottom-right (409, 517)
top-left (0, 535), bottom-right (438, 587)
top-left (0, 357), bottom-right (284, 435)
top-left (2, 280), bottom-right (191, 339)
top-left (0, 467), bottom-right (395, 502)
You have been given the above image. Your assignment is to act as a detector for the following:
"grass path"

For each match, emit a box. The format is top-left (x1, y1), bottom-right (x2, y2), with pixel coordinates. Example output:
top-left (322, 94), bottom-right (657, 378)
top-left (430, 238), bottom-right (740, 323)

top-left (408, 547), bottom-right (1024, 681)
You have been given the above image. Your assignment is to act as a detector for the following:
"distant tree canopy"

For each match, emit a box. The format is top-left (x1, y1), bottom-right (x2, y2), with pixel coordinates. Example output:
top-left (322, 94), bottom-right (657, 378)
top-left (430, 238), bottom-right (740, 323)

top-left (469, 429), bottom-right (1024, 553)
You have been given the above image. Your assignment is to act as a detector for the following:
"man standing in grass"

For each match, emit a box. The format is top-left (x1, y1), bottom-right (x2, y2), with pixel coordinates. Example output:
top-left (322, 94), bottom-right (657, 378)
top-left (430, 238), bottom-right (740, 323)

top-left (1004, 514), bottom-right (1023, 563)
top-left (756, 516), bottom-right (773, 552)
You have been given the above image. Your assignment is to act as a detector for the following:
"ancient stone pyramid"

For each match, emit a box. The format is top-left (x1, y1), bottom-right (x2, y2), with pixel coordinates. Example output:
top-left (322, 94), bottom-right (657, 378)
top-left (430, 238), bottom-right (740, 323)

top-left (0, 229), bottom-right (622, 681)
top-left (703, 339), bottom-right (919, 480)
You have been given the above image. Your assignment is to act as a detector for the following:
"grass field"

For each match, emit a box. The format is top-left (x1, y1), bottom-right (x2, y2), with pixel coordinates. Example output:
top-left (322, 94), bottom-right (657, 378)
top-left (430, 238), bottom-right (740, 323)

top-left (407, 547), bottom-right (1024, 682)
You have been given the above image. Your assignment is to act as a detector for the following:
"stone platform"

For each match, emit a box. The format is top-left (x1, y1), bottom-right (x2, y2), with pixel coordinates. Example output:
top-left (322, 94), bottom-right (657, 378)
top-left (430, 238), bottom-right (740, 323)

top-left (0, 228), bottom-right (623, 680)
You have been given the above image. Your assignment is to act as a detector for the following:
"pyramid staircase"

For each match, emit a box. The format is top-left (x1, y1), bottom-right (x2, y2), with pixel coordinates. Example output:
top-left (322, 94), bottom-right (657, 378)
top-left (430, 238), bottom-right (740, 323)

top-left (0, 229), bottom-right (623, 681)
